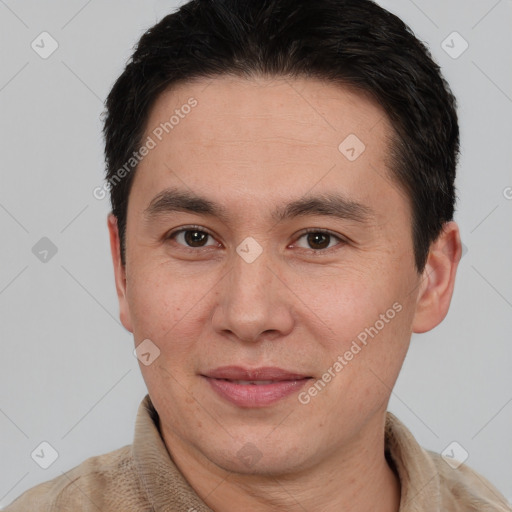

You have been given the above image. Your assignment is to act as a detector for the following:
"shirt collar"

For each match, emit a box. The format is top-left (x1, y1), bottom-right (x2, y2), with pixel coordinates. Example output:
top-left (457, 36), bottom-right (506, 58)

top-left (132, 395), bottom-right (213, 511)
top-left (385, 411), bottom-right (441, 511)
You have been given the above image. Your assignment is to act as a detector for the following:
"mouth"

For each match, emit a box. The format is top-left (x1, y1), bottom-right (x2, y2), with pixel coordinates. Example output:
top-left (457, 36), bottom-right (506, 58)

top-left (201, 366), bottom-right (312, 407)
top-left (216, 380), bottom-right (288, 385)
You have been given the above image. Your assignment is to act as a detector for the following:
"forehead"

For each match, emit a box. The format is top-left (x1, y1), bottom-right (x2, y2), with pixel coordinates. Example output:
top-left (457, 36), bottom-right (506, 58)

top-left (132, 75), bottom-right (403, 218)
top-left (147, 75), bottom-right (390, 146)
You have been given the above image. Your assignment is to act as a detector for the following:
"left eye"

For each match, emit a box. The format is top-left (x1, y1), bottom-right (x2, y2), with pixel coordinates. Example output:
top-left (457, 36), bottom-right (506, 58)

top-left (294, 231), bottom-right (343, 250)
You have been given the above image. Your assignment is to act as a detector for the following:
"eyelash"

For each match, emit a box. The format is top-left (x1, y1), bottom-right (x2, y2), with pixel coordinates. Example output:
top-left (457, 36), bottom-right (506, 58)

top-left (166, 225), bottom-right (347, 254)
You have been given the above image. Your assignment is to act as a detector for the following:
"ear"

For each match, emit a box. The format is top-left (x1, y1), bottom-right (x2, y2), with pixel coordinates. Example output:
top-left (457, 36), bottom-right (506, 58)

top-left (412, 221), bottom-right (462, 333)
top-left (107, 213), bottom-right (133, 333)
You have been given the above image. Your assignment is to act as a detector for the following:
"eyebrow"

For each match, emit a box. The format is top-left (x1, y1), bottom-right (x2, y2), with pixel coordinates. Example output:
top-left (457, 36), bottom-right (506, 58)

top-left (143, 187), bottom-right (374, 225)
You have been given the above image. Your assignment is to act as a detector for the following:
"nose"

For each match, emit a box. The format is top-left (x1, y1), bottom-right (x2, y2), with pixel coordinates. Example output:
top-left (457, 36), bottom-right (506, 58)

top-left (211, 246), bottom-right (295, 343)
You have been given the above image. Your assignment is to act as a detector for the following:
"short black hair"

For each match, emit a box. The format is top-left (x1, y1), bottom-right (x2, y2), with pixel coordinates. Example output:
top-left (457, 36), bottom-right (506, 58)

top-left (102, 0), bottom-right (459, 271)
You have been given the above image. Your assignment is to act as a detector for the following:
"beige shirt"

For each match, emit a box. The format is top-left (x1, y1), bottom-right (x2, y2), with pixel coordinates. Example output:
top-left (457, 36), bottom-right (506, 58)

top-left (5, 394), bottom-right (510, 511)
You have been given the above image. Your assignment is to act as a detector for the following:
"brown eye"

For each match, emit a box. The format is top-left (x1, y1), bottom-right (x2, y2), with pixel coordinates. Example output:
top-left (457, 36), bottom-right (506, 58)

top-left (184, 230), bottom-right (209, 247)
top-left (295, 230), bottom-right (344, 251)
top-left (306, 232), bottom-right (331, 249)
top-left (170, 228), bottom-right (218, 248)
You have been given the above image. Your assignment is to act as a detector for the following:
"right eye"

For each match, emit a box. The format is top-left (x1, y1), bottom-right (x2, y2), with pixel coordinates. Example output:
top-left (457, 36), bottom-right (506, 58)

top-left (166, 226), bottom-right (221, 249)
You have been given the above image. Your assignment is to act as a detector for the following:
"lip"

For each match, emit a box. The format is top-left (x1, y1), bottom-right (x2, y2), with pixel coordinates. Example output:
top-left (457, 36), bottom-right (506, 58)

top-left (201, 366), bottom-right (312, 408)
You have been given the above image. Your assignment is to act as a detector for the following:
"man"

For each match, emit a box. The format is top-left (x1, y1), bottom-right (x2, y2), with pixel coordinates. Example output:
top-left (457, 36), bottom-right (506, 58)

top-left (5, 0), bottom-right (510, 510)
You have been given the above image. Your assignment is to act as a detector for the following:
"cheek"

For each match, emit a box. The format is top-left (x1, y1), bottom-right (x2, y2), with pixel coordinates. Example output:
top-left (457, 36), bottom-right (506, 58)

top-left (125, 260), bottom-right (221, 368)
top-left (299, 265), bottom-right (416, 387)
top-left (125, 262), bottom-right (192, 342)
top-left (297, 270), bottom-right (399, 339)
top-left (309, 304), bottom-right (413, 417)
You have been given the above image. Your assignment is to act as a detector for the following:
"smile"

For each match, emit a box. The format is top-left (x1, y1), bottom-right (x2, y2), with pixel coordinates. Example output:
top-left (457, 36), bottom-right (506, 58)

top-left (201, 367), bottom-right (312, 407)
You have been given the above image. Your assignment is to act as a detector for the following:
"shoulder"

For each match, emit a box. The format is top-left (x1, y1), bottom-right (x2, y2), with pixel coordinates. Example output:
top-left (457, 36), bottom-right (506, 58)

top-left (426, 450), bottom-right (511, 512)
top-left (3, 444), bottom-right (149, 512)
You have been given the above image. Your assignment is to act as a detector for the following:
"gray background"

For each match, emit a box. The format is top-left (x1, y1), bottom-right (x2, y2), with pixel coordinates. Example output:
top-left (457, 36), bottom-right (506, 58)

top-left (1, 0), bottom-right (511, 507)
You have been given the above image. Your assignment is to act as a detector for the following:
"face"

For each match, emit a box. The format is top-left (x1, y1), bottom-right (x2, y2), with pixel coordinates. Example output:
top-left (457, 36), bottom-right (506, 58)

top-left (110, 76), bottom-right (440, 476)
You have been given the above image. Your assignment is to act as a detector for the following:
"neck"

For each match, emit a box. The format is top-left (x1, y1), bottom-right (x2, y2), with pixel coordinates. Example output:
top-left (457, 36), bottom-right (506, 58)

top-left (161, 413), bottom-right (401, 512)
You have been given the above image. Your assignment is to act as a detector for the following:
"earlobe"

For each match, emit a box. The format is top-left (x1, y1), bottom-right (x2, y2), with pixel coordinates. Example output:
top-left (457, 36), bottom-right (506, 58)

top-left (412, 221), bottom-right (462, 334)
top-left (107, 214), bottom-right (133, 333)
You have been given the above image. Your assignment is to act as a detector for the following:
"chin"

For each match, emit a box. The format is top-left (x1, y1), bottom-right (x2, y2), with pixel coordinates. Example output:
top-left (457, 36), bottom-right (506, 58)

top-left (203, 439), bottom-right (313, 477)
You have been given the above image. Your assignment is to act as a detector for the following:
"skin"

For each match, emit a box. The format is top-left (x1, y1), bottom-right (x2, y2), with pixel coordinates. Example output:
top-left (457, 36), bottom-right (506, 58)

top-left (108, 75), bottom-right (461, 511)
